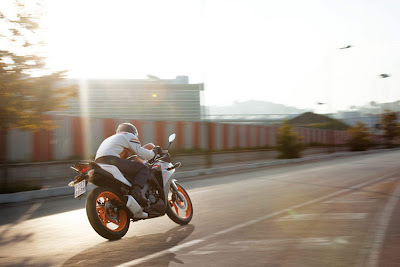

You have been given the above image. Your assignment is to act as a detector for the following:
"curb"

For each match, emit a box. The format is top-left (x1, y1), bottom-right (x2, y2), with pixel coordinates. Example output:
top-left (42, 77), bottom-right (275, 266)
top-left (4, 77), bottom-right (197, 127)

top-left (0, 148), bottom-right (398, 205)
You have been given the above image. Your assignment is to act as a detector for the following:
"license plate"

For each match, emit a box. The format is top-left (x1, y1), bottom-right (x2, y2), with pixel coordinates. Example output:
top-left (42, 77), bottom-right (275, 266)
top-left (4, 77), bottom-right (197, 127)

top-left (74, 180), bottom-right (86, 198)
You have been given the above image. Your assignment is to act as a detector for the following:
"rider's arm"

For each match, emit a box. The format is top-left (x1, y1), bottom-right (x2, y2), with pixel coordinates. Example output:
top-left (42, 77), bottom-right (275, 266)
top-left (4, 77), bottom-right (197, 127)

top-left (127, 135), bottom-right (155, 160)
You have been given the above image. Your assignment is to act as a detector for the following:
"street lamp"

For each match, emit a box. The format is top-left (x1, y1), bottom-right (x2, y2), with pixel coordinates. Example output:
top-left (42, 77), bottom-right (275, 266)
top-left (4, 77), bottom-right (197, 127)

top-left (315, 102), bottom-right (327, 114)
top-left (379, 74), bottom-right (390, 79)
top-left (339, 45), bottom-right (353, 49)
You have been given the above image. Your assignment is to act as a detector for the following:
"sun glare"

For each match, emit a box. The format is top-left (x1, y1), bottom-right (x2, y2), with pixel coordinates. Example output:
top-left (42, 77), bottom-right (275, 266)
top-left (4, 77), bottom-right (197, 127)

top-left (38, 0), bottom-right (400, 111)
top-left (42, 0), bottom-right (205, 80)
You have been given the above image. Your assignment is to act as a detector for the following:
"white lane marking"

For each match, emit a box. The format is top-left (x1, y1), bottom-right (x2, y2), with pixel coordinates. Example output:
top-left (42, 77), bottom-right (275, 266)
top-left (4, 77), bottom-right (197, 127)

top-left (17, 201), bottom-right (44, 222)
top-left (365, 178), bottom-right (400, 267)
top-left (0, 200), bottom-right (44, 237)
top-left (323, 192), bottom-right (377, 203)
top-left (115, 171), bottom-right (399, 267)
top-left (115, 239), bottom-right (204, 267)
top-left (297, 236), bottom-right (351, 248)
top-left (277, 213), bottom-right (367, 221)
top-left (169, 239), bottom-right (204, 252)
top-left (231, 236), bottom-right (352, 249)
top-left (189, 250), bottom-right (215, 255)
top-left (188, 236), bottom-right (353, 254)
top-left (323, 199), bottom-right (376, 203)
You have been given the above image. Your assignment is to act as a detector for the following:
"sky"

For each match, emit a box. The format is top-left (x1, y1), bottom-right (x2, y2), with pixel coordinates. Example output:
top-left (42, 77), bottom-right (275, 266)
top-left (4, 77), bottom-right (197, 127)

top-left (3, 0), bottom-right (400, 113)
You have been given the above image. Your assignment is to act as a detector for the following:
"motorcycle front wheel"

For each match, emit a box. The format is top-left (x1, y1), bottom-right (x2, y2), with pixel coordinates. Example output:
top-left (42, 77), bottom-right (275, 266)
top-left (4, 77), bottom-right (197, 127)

top-left (166, 182), bottom-right (193, 225)
top-left (86, 187), bottom-right (130, 240)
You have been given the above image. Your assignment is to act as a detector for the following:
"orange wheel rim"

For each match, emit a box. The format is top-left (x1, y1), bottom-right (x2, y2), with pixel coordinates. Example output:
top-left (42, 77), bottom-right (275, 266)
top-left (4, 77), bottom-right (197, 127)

top-left (96, 191), bottom-right (128, 232)
top-left (169, 186), bottom-right (192, 219)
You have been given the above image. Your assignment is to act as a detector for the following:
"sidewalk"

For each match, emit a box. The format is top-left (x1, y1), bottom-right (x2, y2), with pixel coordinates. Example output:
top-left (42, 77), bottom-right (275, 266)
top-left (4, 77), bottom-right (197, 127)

top-left (0, 147), bottom-right (396, 205)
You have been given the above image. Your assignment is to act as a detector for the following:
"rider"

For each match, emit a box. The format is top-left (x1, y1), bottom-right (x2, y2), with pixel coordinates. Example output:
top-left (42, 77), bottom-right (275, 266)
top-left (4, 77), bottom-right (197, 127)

top-left (94, 123), bottom-right (162, 206)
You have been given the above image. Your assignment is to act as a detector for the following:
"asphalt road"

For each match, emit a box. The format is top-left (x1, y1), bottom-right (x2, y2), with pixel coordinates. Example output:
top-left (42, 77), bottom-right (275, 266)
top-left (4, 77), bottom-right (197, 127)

top-left (1, 150), bottom-right (400, 267)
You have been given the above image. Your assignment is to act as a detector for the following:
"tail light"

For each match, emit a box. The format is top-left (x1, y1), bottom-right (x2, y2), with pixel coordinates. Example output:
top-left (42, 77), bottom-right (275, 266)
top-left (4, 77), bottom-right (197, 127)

top-left (71, 163), bottom-right (91, 174)
top-left (88, 169), bottom-right (95, 177)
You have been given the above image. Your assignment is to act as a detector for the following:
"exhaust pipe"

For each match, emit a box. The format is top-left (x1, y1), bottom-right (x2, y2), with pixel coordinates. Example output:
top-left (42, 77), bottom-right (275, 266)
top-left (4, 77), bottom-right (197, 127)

top-left (125, 195), bottom-right (148, 219)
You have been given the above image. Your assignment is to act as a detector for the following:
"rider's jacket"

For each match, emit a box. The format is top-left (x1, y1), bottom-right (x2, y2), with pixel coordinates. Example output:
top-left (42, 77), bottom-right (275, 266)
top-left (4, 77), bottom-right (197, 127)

top-left (95, 132), bottom-right (155, 160)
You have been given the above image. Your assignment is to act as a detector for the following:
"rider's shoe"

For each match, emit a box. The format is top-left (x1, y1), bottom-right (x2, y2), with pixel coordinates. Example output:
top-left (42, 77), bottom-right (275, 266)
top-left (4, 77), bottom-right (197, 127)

top-left (131, 185), bottom-right (148, 207)
top-left (125, 195), bottom-right (148, 219)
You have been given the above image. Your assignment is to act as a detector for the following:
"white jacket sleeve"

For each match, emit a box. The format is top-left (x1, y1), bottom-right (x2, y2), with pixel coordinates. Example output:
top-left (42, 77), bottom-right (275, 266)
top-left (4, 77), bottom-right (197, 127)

top-left (127, 134), bottom-right (155, 160)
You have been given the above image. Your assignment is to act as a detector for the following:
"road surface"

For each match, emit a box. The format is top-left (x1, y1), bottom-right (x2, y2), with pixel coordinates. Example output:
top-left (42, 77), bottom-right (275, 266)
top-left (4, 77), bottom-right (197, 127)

top-left (0, 150), bottom-right (400, 266)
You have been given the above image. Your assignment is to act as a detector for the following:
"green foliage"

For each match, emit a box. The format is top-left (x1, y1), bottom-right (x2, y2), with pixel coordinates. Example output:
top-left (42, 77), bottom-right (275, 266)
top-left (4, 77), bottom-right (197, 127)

top-left (381, 111), bottom-right (400, 147)
top-left (288, 112), bottom-right (349, 130)
top-left (276, 122), bottom-right (305, 159)
top-left (306, 120), bottom-right (349, 130)
top-left (0, 1), bottom-right (77, 133)
top-left (0, 0), bottom-right (77, 185)
top-left (347, 122), bottom-right (371, 151)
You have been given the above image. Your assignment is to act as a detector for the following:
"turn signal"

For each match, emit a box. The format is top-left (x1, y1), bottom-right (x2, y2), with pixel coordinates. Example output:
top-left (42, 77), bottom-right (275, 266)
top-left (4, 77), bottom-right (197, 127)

top-left (88, 169), bottom-right (95, 177)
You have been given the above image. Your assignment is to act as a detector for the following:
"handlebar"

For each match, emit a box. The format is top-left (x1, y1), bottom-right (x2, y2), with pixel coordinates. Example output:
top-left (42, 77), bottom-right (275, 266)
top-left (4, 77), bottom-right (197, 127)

top-left (155, 150), bottom-right (169, 161)
top-left (147, 150), bottom-right (169, 165)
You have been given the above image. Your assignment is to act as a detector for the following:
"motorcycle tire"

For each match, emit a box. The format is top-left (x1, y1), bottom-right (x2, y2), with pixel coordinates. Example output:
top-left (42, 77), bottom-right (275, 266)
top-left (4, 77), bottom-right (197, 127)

top-left (166, 182), bottom-right (193, 225)
top-left (86, 187), bottom-right (130, 240)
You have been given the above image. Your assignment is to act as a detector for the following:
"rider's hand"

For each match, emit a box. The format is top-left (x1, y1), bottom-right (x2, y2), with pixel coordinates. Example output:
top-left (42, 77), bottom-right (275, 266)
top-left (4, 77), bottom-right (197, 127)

top-left (152, 146), bottom-right (163, 156)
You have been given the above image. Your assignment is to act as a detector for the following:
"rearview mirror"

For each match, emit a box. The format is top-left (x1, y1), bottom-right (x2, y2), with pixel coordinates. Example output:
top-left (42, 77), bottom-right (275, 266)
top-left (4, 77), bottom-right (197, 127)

top-left (169, 133), bottom-right (176, 143)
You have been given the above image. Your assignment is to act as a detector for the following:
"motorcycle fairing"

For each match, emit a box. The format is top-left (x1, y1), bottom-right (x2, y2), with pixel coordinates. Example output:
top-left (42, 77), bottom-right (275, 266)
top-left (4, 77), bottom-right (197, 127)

top-left (96, 161), bottom-right (176, 213)
top-left (152, 161), bottom-right (176, 202)
top-left (152, 161), bottom-right (175, 185)
top-left (97, 164), bottom-right (132, 187)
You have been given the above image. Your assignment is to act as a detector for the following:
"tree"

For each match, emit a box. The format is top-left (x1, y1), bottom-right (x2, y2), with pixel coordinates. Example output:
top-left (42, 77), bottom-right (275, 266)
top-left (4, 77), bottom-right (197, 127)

top-left (288, 112), bottom-right (349, 131)
top-left (381, 111), bottom-right (400, 147)
top-left (1, 0), bottom-right (76, 185)
top-left (276, 122), bottom-right (304, 159)
top-left (347, 122), bottom-right (371, 151)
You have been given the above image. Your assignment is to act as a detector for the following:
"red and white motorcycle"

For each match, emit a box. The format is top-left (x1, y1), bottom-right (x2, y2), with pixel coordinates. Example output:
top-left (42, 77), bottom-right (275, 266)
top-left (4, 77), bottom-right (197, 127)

top-left (68, 134), bottom-right (193, 240)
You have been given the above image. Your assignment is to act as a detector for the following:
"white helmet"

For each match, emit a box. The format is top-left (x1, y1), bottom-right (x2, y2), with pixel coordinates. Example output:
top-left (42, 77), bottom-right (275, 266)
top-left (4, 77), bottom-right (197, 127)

top-left (116, 123), bottom-right (138, 136)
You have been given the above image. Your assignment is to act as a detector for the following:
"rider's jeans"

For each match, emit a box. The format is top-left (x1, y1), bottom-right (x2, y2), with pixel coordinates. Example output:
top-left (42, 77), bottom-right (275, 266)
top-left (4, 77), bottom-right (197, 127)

top-left (95, 156), bottom-right (150, 188)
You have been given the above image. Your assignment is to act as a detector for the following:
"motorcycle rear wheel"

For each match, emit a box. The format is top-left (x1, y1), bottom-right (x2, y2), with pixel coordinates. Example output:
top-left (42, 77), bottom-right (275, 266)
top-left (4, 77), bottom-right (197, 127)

top-left (86, 187), bottom-right (130, 240)
top-left (166, 182), bottom-right (193, 225)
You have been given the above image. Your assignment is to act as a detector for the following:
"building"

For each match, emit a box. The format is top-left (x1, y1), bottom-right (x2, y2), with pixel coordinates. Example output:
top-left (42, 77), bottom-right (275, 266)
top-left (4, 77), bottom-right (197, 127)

top-left (56, 76), bottom-right (204, 121)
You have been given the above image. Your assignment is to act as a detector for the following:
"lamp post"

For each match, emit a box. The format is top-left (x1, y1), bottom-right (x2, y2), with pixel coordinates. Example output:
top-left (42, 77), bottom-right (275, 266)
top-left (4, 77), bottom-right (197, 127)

top-left (316, 102), bottom-right (327, 114)
top-left (319, 45), bottom-right (353, 151)
top-left (379, 73), bottom-right (391, 113)
top-left (334, 45), bottom-right (354, 152)
top-left (378, 74), bottom-right (391, 115)
top-left (377, 74), bottom-right (391, 141)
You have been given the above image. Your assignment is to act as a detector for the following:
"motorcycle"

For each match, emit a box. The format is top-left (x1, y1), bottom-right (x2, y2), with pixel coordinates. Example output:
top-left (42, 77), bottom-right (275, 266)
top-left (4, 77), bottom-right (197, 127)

top-left (68, 133), bottom-right (193, 240)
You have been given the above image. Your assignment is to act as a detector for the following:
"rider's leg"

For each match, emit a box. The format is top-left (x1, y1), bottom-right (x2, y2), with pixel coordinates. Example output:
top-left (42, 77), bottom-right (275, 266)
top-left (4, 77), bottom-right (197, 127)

top-left (116, 159), bottom-right (150, 206)
top-left (95, 157), bottom-right (150, 206)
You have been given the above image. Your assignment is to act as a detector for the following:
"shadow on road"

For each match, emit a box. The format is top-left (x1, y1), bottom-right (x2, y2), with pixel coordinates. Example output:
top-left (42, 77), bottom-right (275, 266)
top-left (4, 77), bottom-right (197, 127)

top-left (62, 224), bottom-right (195, 267)
top-left (1, 257), bottom-right (52, 267)
top-left (0, 196), bottom-right (85, 227)
top-left (0, 232), bottom-right (34, 247)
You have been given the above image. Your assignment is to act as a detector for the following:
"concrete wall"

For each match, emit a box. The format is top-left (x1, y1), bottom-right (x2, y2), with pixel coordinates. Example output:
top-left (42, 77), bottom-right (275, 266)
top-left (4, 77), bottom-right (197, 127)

top-left (5, 147), bottom-right (348, 187)
top-left (1, 115), bottom-right (351, 163)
